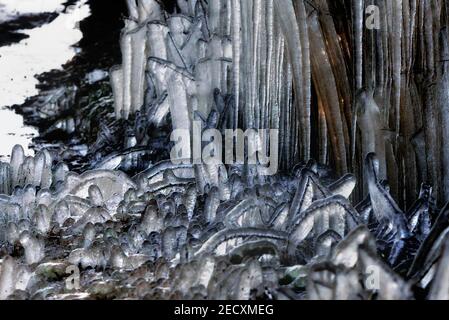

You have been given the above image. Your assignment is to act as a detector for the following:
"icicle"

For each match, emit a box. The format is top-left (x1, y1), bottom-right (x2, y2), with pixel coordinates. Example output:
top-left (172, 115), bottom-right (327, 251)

top-left (18, 156), bottom-right (35, 188)
top-left (204, 186), bottom-right (220, 223)
top-left (263, 0), bottom-right (274, 132)
top-left (0, 163), bottom-right (11, 195)
top-left (147, 22), bottom-right (170, 60)
top-left (208, 0), bottom-right (222, 35)
top-left (353, 0), bottom-right (365, 90)
top-left (110, 65), bottom-right (124, 119)
top-left (274, 0), bottom-right (310, 161)
top-left (318, 101), bottom-right (328, 164)
top-left (308, 10), bottom-right (348, 174)
top-left (120, 22), bottom-right (134, 120)
top-left (126, 0), bottom-right (139, 22)
top-left (391, 0), bottom-right (403, 135)
top-left (177, 0), bottom-right (190, 15)
top-left (40, 149), bottom-right (53, 190)
top-left (437, 27), bottom-right (449, 202)
top-left (231, 0), bottom-right (241, 129)
top-left (250, 0), bottom-right (262, 129)
top-left (130, 24), bottom-right (148, 114)
top-left (33, 152), bottom-right (45, 188)
top-left (137, 0), bottom-right (162, 23)
top-left (19, 231), bottom-right (45, 265)
top-left (53, 162), bottom-right (69, 186)
top-left (356, 89), bottom-right (386, 178)
top-left (195, 59), bottom-right (214, 117)
top-left (365, 153), bottom-right (409, 239)
top-left (166, 15), bottom-right (191, 69)
top-left (10, 144), bottom-right (24, 189)
top-left (288, 170), bottom-right (315, 224)
top-left (0, 256), bottom-right (32, 299)
top-left (34, 204), bottom-right (51, 234)
top-left (167, 71), bottom-right (194, 157)
top-left (295, 0), bottom-right (311, 160)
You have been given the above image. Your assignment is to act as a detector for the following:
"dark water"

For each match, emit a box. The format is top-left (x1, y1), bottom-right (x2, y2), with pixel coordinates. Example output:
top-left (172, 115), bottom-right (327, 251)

top-left (0, 0), bottom-right (91, 160)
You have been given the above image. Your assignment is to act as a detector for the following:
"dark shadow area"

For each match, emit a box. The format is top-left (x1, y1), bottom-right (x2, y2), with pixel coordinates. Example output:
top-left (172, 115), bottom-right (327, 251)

top-left (0, 12), bottom-right (58, 47)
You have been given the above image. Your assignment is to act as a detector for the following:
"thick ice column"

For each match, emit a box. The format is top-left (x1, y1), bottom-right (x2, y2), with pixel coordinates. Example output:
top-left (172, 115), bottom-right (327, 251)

top-left (112, 1), bottom-right (164, 120)
top-left (137, 0), bottom-right (162, 23)
top-left (391, 0), bottom-right (403, 135)
top-left (130, 24), bottom-right (148, 114)
top-left (230, 0), bottom-right (241, 129)
top-left (195, 59), bottom-right (214, 117)
top-left (147, 57), bottom-right (195, 160)
top-left (110, 65), bottom-right (124, 119)
top-left (209, 36), bottom-right (232, 96)
top-left (356, 89), bottom-right (386, 179)
top-left (0, 163), bottom-right (11, 195)
top-left (180, 20), bottom-right (206, 69)
top-left (352, 0), bottom-right (364, 91)
top-left (147, 22), bottom-right (169, 60)
top-left (126, 0), bottom-right (139, 21)
top-left (166, 15), bottom-right (192, 69)
top-left (308, 10), bottom-right (348, 174)
top-left (274, 0), bottom-right (310, 161)
top-left (120, 21), bottom-right (134, 120)
top-left (10, 144), bottom-right (24, 190)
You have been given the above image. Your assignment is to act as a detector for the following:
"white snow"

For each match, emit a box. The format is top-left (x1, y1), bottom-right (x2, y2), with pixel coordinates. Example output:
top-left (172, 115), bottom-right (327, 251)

top-left (0, 0), bottom-right (91, 160)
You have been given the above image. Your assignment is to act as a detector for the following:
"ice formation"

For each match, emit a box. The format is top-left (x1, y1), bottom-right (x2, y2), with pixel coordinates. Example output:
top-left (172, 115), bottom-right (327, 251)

top-left (2, 0), bottom-right (449, 300)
